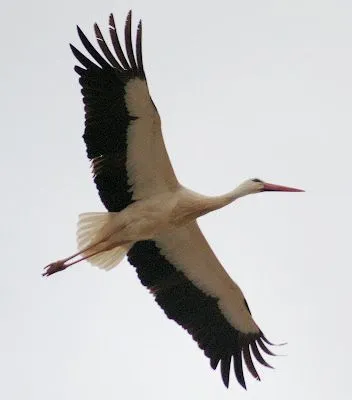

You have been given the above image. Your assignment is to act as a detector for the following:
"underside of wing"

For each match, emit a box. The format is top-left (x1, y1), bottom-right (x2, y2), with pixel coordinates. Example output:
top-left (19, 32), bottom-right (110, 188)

top-left (71, 11), bottom-right (178, 212)
top-left (127, 222), bottom-right (278, 388)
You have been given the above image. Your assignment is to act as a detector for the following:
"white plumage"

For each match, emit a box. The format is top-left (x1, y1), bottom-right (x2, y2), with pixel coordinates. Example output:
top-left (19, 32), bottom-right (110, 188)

top-left (43, 11), bottom-right (303, 388)
top-left (76, 212), bottom-right (130, 270)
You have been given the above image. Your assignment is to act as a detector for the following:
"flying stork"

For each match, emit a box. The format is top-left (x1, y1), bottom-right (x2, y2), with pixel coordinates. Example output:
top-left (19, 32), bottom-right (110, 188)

top-left (43, 11), bottom-right (303, 389)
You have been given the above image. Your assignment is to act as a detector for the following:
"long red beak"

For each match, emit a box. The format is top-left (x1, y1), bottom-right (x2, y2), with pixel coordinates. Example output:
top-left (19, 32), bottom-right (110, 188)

top-left (263, 182), bottom-right (304, 192)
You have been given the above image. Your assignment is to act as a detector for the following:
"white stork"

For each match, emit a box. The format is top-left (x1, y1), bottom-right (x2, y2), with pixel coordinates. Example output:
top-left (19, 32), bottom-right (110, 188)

top-left (43, 11), bottom-right (303, 389)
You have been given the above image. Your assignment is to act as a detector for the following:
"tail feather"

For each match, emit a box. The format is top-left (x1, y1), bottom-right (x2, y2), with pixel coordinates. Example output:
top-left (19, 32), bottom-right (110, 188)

top-left (77, 212), bottom-right (130, 270)
top-left (77, 212), bottom-right (109, 250)
top-left (88, 245), bottom-right (130, 271)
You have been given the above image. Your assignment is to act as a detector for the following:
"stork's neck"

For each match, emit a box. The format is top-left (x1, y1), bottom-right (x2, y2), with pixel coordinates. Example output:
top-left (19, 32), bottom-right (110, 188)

top-left (203, 184), bottom-right (256, 214)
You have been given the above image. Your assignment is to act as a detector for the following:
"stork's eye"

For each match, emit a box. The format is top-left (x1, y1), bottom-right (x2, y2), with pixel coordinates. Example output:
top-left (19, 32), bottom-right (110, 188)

top-left (252, 178), bottom-right (263, 183)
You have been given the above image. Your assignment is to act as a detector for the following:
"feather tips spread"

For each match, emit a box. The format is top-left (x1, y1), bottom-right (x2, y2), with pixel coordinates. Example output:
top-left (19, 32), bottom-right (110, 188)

top-left (128, 239), bottom-right (277, 389)
top-left (71, 11), bottom-right (174, 211)
top-left (70, 12), bottom-right (146, 212)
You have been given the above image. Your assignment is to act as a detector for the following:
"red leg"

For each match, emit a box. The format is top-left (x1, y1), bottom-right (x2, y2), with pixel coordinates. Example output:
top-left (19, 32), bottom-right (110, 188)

top-left (42, 240), bottom-right (117, 277)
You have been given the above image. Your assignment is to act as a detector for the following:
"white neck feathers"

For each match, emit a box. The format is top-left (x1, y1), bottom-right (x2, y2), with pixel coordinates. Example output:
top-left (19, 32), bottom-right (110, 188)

top-left (201, 181), bottom-right (259, 214)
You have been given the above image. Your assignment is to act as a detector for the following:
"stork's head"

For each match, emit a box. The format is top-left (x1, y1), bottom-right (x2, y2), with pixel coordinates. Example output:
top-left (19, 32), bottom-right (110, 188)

top-left (252, 178), bottom-right (304, 193)
top-left (235, 178), bottom-right (304, 198)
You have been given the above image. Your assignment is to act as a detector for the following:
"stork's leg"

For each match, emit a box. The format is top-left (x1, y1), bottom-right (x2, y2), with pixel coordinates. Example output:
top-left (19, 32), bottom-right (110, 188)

top-left (42, 239), bottom-right (118, 277)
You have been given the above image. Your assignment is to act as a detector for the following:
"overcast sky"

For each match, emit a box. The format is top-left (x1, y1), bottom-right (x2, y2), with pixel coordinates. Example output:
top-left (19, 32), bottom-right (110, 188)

top-left (1, 0), bottom-right (352, 399)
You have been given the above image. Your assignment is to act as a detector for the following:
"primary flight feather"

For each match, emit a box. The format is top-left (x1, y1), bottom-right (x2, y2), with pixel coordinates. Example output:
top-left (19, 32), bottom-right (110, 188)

top-left (44, 11), bottom-right (303, 388)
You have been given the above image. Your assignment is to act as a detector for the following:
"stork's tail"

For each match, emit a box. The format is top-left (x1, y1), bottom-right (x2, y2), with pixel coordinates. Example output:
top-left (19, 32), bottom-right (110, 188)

top-left (77, 212), bottom-right (131, 270)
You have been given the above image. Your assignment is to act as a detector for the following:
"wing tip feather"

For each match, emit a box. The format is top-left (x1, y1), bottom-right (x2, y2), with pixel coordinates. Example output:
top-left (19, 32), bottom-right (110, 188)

top-left (109, 13), bottom-right (116, 28)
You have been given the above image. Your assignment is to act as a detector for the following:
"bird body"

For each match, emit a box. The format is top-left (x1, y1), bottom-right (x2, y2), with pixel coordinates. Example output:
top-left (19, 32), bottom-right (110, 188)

top-left (74, 183), bottom-right (258, 269)
top-left (44, 11), bottom-right (303, 389)
top-left (74, 181), bottom-right (280, 271)
top-left (80, 188), bottom-right (206, 248)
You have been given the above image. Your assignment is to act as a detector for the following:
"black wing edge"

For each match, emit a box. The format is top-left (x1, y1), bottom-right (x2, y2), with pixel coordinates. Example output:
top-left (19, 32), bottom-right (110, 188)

top-left (70, 10), bottom-right (145, 80)
top-left (210, 330), bottom-right (279, 389)
top-left (128, 240), bottom-right (282, 389)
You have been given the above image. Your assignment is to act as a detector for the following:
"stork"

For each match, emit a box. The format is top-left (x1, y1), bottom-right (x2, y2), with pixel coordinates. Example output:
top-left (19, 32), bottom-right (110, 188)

top-left (43, 11), bottom-right (303, 388)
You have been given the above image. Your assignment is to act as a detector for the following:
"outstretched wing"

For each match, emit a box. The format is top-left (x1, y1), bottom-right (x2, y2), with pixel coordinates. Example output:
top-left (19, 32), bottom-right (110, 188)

top-left (128, 222), bottom-right (277, 389)
top-left (71, 11), bottom-right (179, 212)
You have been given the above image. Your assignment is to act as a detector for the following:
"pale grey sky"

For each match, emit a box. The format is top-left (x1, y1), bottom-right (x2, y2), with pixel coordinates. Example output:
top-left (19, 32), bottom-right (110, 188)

top-left (1, 0), bottom-right (352, 399)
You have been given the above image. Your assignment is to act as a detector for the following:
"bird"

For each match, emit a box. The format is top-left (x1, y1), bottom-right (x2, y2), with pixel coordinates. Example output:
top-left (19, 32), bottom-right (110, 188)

top-left (43, 11), bottom-right (303, 389)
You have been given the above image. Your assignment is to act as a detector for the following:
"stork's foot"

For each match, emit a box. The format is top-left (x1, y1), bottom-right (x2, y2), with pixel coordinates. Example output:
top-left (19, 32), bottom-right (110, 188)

top-left (42, 260), bottom-right (68, 277)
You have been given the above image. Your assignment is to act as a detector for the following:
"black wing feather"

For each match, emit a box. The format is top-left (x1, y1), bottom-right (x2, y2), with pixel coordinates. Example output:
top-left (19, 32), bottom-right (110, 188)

top-left (109, 14), bottom-right (131, 70)
top-left (127, 240), bottom-right (277, 388)
top-left (77, 26), bottom-right (112, 69)
top-left (250, 342), bottom-right (274, 369)
top-left (124, 10), bottom-right (138, 72)
top-left (221, 353), bottom-right (232, 388)
top-left (71, 11), bottom-right (145, 212)
top-left (70, 44), bottom-right (98, 70)
top-left (257, 337), bottom-right (277, 356)
top-left (243, 344), bottom-right (260, 380)
top-left (94, 23), bottom-right (124, 70)
top-left (233, 347), bottom-right (246, 389)
top-left (136, 20), bottom-right (144, 75)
